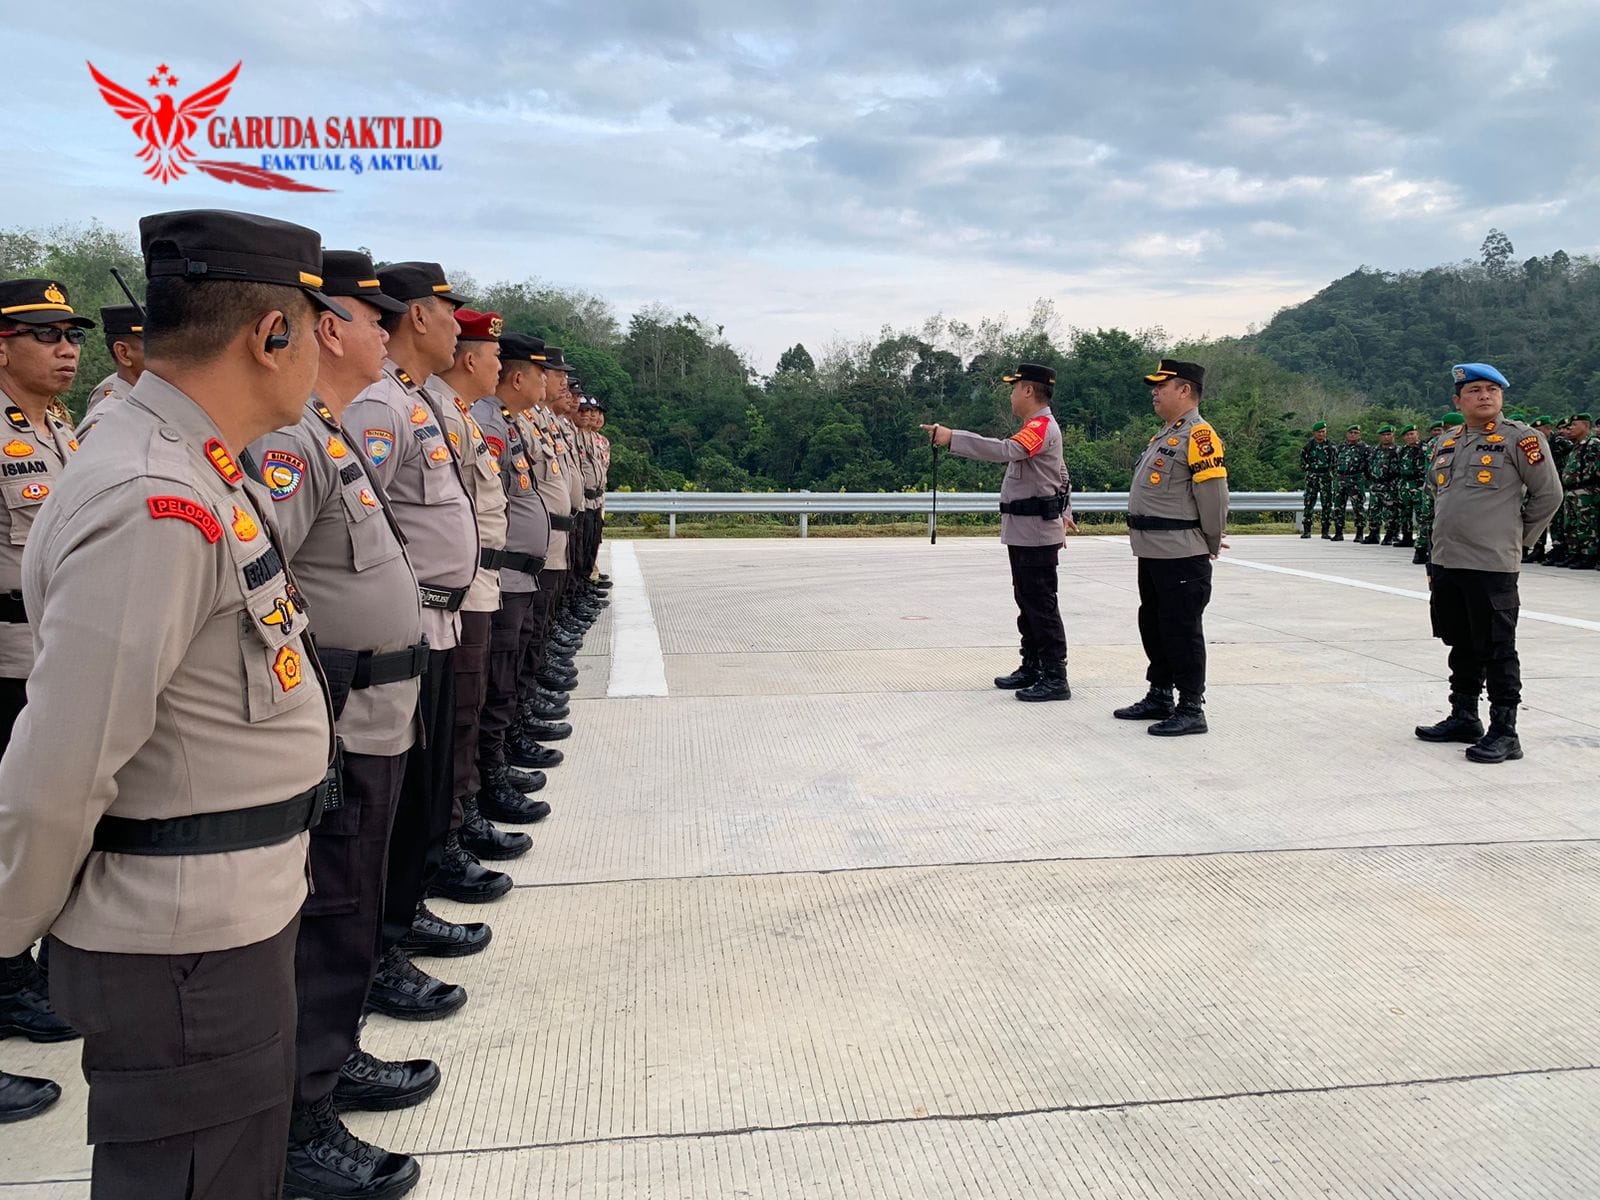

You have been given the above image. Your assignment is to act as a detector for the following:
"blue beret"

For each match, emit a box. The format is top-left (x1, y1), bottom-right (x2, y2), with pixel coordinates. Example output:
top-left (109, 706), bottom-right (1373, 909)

top-left (1451, 362), bottom-right (1509, 389)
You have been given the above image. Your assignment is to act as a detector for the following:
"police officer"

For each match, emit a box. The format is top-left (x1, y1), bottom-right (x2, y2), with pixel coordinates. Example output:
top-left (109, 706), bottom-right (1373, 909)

top-left (245, 250), bottom-right (429, 1199)
top-left (1300, 421), bottom-right (1336, 538)
top-left (0, 209), bottom-right (337, 1197)
top-left (1114, 358), bottom-right (1228, 736)
top-left (475, 334), bottom-right (561, 824)
top-left (1396, 425), bottom-right (1425, 548)
top-left (588, 397), bottom-right (614, 590)
top-left (426, 310), bottom-right (523, 904)
top-left (522, 349), bottom-right (584, 720)
top-left (549, 366), bottom-right (606, 655)
top-left (0, 277), bottom-right (91, 1122)
top-left (1415, 364), bottom-right (1560, 763)
top-left (922, 362), bottom-right (1074, 702)
top-left (77, 303), bottom-right (145, 439)
top-left (1331, 425), bottom-right (1369, 542)
top-left (343, 262), bottom-right (478, 1021)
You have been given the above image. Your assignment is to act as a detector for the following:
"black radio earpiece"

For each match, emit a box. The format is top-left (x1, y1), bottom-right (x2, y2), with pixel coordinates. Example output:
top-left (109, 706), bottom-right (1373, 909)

top-left (265, 319), bottom-right (291, 352)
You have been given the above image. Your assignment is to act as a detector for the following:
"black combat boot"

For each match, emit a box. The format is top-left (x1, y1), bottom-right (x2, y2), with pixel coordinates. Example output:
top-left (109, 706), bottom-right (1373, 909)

top-left (527, 695), bottom-right (571, 720)
top-left (1380, 528), bottom-right (1395, 545)
top-left (1414, 695), bottom-right (1484, 743)
top-left (0, 951), bottom-right (76, 1043)
top-left (1016, 661), bottom-right (1070, 701)
top-left (1397, 535), bottom-right (1414, 548)
top-left (284, 1094), bottom-right (421, 1200)
top-left (538, 662), bottom-right (578, 691)
top-left (458, 796), bottom-right (532, 861)
top-left (1565, 554), bottom-right (1597, 569)
top-left (364, 947), bottom-right (467, 1021)
top-left (519, 716), bottom-right (573, 742)
top-left (1113, 687), bottom-right (1175, 720)
top-left (1300, 518), bottom-right (1311, 539)
top-left (1545, 549), bottom-right (1570, 567)
top-left (333, 1045), bottom-right (441, 1113)
top-left (401, 901), bottom-right (492, 958)
top-left (478, 763), bottom-right (552, 824)
top-left (0, 1070), bottom-right (60, 1124)
top-left (1331, 526), bottom-right (1345, 542)
top-left (1412, 545), bottom-right (1428, 565)
top-left (507, 730), bottom-right (564, 768)
top-left (1361, 529), bottom-right (1380, 545)
top-left (425, 832), bottom-right (513, 904)
top-left (1320, 520), bottom-right (1331, 540)
top-left (1149, 694), bottom-right (1208, 736)
top-left (1466, 705), bottom-right (1523, 763)
top-left (506, 765), bottom-right (548, 794)
top-left (1526, 545), bottom-right (1545, 563)
top-left (993, 656), bottom-right (1040, 690)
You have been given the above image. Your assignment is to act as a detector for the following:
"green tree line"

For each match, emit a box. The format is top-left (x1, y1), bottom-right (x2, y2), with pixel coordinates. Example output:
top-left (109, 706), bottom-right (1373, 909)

top-left (7, 222), bottom-right (1591, 496)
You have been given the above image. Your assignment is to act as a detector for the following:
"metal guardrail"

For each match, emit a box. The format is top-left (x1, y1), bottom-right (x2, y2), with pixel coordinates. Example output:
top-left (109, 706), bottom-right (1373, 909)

top-left (603, 491), bottom-right (1303, 537)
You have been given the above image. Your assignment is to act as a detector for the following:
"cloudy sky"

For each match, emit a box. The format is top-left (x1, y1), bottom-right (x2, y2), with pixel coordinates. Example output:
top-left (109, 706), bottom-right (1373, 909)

top-left (6, 0), bottom-right (1599, 368)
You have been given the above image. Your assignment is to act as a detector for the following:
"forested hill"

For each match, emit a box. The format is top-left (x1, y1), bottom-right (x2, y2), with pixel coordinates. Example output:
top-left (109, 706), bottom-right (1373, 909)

top-left (1245, 230), bottom-right (1600, 413)
top-left (5, 223), bottom-right (1592, 497)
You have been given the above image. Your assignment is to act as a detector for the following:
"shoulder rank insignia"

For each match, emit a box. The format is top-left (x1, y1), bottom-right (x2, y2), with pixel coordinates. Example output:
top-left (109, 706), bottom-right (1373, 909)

top-left (271, 645), bottom-right (304, 692)
top-left (231, 505), bottom-right (260, 542)
top-left (261, 450), bottom-right (307, 501)
top-left (67, 438), bottom-right (79, 452)
top-left (4, 406), bottom-right (28, 431)
top-left (312, 401), bottom-right (341, 430)
top-left (3, 439), bottom-right (34, 458)
top-left (148, 495), bottom-right (222, 542)
top-left (204, 439), bottom-right (243, 485)
top-left (395, 368), bottom-right (415, 387)
top-left (326, 436), bottom-right (349, 460)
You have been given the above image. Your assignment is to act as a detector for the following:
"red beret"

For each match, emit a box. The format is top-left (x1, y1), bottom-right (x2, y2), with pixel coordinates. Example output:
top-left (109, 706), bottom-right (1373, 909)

top-left (454, 308), bottom-right (505, 341)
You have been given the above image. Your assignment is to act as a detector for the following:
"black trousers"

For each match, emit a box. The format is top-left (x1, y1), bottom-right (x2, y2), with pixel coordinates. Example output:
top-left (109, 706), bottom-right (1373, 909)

top-left (1007, 544), bottom-right (1067, 665)
top-left (1429, 565), bottom-right (1522, 705)
top-left (0, 675), bottom-right (25, 747)
top-left (1136, 554), bottom-right (1213, 697)
top-left (525, 568), bottom-right (568, 680)
top-left (480, 591), bottom-right (535, 771)
top-left (382, 647), bottom-right (454, 950)
top-left (294, 749), bottom-right (405, 1106)
top-left (49, 919), bottom-right (300, 1200)
top-left (450, 611), bottom-right (493, 824)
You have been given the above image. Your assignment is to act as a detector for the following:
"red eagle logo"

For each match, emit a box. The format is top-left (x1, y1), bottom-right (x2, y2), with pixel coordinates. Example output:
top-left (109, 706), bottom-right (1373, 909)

top-left (87, 60), bottom-right (240, 184)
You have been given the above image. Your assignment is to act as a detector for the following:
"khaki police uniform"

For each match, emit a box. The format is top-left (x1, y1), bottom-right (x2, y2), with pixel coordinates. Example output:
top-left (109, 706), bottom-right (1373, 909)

top-left (0, 391), bottom-right (78, 686)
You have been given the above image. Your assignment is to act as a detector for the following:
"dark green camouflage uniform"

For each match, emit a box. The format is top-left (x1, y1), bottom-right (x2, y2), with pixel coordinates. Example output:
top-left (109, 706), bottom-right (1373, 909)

top-left (1300, 438), bottom-right (1337, 533)
top-left (1368, 442), bottom-right (1401, 540)
top-left (1397, 441), bottom-right (1426, 541)
top-left (1559, 434), bottom-right (1600, 563)
top-left (1331, 439), bottom-right (1371, 537)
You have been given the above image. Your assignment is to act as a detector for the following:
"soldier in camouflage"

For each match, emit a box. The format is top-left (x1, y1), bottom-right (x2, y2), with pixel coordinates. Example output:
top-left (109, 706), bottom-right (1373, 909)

top-left (1395, 425), bottom-right (1425, 548)
top-left (1413, 415), bottom-right (1453, 564)
top-left (1299, 421), bottom-right (1337, 538)
top-left (1330, 425), bottom-right (1370, 542)
top-left (1366, 425), bottom-right (1401, 544)
top-left (1555, 413), bottom-right (1598, 569)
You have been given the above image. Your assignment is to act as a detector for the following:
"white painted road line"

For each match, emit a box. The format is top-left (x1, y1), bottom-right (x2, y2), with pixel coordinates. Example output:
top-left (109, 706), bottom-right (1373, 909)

top-left (606, 542), bottom-right (669, 696)
top-left (1220, 555), bottom-right (1600, 634)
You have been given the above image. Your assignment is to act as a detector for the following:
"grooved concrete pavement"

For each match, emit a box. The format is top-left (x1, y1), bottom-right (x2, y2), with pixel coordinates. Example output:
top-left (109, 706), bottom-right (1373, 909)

top-left (4, 535), bottom-right (1598, 1198)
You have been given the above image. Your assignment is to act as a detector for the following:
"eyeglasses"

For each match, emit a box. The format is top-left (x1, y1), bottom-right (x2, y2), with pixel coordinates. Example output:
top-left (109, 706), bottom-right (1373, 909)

top-left (0, 327), bottom-right (88, 345)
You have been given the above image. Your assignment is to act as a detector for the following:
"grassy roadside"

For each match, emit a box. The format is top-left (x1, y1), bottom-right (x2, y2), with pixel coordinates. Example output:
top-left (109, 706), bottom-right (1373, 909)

top-left (602, 519), bottom-right (1300, 539)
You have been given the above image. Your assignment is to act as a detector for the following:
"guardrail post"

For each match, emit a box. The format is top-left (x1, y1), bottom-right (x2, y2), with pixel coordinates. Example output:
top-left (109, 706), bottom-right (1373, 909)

top-left (799, 490), bottom-right (809, 539)
top-left (668, 512), bottom-right (677, 539)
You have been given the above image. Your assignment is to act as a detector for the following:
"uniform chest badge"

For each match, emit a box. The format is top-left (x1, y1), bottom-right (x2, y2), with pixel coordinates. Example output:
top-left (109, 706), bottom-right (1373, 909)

top-left (326, 436), bottom-right (349, 460)
top-left (1476, 470), bottom-right (1493, 484)
top-left (409, 404), bottom-right (429, 425)
top-left (231, 505), bottom-right (260, 542)
top-left (428, 444), bottom-right (451, 463)
top-left (358, 488), bottom-right (378, 508)
top-left (1480, 455), bottom-right (1493, 466)
top-left (1441, 439), bottom-right (1457, 448)
top-left (519, 473), bottom-right (531, 490)
top-left (271, 645), bottom-right (304, 692)
top-left (262, 450), bottom-right (307, 501)
top-left (365, 430), bottom-right (394, 465)
top-left (1167, 437), bottom-right (1179, 446)
top-left (1149, 471), bottom-right (1162, 485)
top-left (20, 483), bottom-right (48, 501)
top-left (205, 439), bottom-right (243, 485)
top-left (1486, 435), bottom-right (1504, 443)
top-left (3, 440), bottom-right (33, 458)
top-left (67, 439), bottom-right (79, 452)
top-left (1436, 472), bottom-right (1447, 485)
top-left (447, 431), bottom-right (461, 451)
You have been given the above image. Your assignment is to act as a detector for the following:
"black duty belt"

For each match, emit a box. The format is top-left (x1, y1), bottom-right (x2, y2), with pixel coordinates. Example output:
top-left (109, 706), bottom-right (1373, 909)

top-left (479, 548), bottom-right (547, 575)
top-left (0, 591), bottom-right (27, 624)
top-left (1128, 515), bottom-right (1202, 531)
top-left (324, 642), bottom-right (429, 690)
top-left (92, 773), bottom-right (332, 856)
top-left (998, 494), bottom-right (1070, 519)
top-left (584, 487), bottom-right (603, 500)
top-left (418, 584), bottom-right (468, 611)
top-left (549, 514), bottom-right (575, 532)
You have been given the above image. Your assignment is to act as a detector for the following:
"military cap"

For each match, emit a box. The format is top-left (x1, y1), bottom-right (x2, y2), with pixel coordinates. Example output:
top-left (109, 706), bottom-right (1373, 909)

top-left (569, 378), bottom-right (585, 396)
top-left (454, 308), bottom-right (505, 341)
top-left (376, 261), bottom-right (471, 306)
top-left (99, 304), bottom-right (144, 337)
top-left (578, 395), bottom-right (598, 411)
top-left (1346, 424), bottom-right (1361, 433)
top-left (140, 210), bottom-right (348, 319)
top-left (1451, 362), bottom-right (1509, 390)
top-left (1400, 424), bottom-right (1417, 434)
top-left (1377, 424), bottom-right (1394, 434)
top-left (542, 345), bottom-right (574, 372)
top-left (0, 279), bottom-right (96, 328)
top-left (320, 250), bottom-right (407, 314)
top-left (1002, 362), bottom-right (1055, 387)
top-left (1428, 420), bottom-right (1445, 430)
top-left (1443, 411), bottom-right (1463, 425)
top-left (1533, 415), bottom-right (1554, 426)
top-left (1574, 412), bottom-right (1595, 423)
top-left (1144, 358), bottom-right (1204, 388)
top-left (498, 332), bottom-right (546, 364)
top-left (1310, 420), bottom-right (1327, 432)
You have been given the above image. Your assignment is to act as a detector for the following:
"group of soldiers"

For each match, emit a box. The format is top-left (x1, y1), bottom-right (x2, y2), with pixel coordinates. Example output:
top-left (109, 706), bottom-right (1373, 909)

top-left (0, 210), bottom-right (613, 1200)
top-left (1301, 410), bottom-right (1600, 570)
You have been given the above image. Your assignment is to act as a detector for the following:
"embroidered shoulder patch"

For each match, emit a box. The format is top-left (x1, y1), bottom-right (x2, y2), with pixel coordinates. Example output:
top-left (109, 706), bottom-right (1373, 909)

top-left (4, 407), bottom-right (27, 431)
top-left (261, 450), bottom-right (307, 501)
top-left (1190, 426), bottom-right (1217, 458)
top-left (365, 429), bottom-right (395, 465)
top-left (485, 435), bottom-right (506, 459)
top-left (1010, 415), bottom-right (1049, 456)
top-left (148, 495), bottom-right (222, 542)
top-left (1519, 435), bottom-right (1544, 465)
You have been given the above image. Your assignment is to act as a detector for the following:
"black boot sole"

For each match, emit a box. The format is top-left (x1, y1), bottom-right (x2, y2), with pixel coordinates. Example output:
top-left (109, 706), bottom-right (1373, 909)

top-left (460, 836), bottom-right (532, 862)
top-left (0, 1081), bottom-right (61, 1123)
top-left (398, 932), bottom-right (492, 959)
top-left (1015, 689), bottom-right (1071, 702)
top-left (424, 879), bottom-right (513, 904)
top-left (1414, 727), bottom-right (1484, 744)
top-left (332, 1073), bottom-right (442, 1114)
top-left (364, 992), bottom-right (467, 1022)
top-left (0, 1022), bottom-right (80, 1044)
top-left (283, 1161), bottom-right (422, 1200)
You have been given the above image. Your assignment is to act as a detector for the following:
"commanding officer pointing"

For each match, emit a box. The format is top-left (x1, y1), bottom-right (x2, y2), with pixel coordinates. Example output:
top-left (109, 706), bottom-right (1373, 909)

top-left (0, 210), bottom-right (337, 1198)
top-left (1114, 358), bottom-right (1228, 736)
top-left (248, 251), bottom-right (429, 1199)
top-left (1415, 364), bottom-right (1560, 763)
top-left (922, 362), bottom-right (1075, 703)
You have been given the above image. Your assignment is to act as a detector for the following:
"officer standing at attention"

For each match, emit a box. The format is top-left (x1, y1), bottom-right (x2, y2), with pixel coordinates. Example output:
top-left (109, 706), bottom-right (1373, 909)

top-left (426, 309), bottom-right (521, 904)
top-left (922, 362), bottom-right (1074, 702)
top-left (1396, 425), bottom-right (1425, 548)
top-left (1413, 413), bottom-right (1457, 564)
top-left (1554, 413), bottom-right (1597, 569)
top-left (1367, 425), bottom-right (1401, 544)
top-left (1331, 424), bottom-right (1370, 542)
top-left (0, 277), bottom-right (92, 1123)
top-left (1114, 358), bottom-right (1228, 736)
top-left (1415, 364), bottom-right (1560, 763)
top-left (343, 262), bottom-right (478, 1022)
top-left (247, 250), bottom-right (433, 1200)
top-left (1299, 421), bottom-right (1336, 538)
top-left (77, 303), bottom-right (145, 438)
top-left (0, 210), bottom-right (337, 1197)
